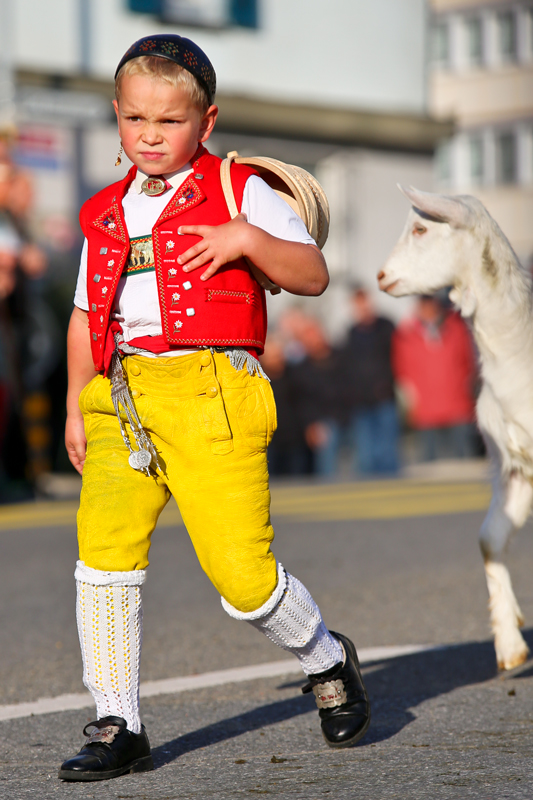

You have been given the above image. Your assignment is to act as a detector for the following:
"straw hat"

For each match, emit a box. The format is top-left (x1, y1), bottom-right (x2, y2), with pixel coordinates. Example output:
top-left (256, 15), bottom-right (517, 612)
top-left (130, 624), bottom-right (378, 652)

top-left (220, 151), bottom-right (330, 294)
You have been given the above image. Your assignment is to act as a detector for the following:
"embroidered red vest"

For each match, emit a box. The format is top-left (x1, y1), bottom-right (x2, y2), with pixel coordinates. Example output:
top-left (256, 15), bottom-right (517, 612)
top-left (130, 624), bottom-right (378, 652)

top-left (79, 147), bottom-right (267, 372)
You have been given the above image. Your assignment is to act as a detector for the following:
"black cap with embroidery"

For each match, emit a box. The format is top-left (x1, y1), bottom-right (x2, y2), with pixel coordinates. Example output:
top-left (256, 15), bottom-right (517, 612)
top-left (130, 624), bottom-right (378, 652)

top-left (115, 34), bottom-right (216, 105)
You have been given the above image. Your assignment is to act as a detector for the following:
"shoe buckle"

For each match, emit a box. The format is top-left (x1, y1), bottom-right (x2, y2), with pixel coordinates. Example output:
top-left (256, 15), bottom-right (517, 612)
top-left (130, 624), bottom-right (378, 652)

top-left (84, 724), bottom-right (121, 744)
top-left (312, 679), bottom-right (347, 709)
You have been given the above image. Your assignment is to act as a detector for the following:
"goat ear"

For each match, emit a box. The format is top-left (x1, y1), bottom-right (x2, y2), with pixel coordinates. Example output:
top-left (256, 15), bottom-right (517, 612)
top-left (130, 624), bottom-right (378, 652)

top-left (397, 185), bottom-right (473, 229)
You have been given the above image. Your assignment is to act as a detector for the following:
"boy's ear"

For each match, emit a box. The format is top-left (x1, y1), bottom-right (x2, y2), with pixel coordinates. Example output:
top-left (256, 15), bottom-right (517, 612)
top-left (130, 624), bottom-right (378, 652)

top-left (112, 99), bottom-right (120, 123)
top-left (198, 104), bottom-right (218, 143)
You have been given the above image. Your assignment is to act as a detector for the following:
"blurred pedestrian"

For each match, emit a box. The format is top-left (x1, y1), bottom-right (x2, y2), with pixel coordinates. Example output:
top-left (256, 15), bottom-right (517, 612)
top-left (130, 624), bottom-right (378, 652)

top-left (276, 305), bottom-right (310, 364)
top-left (260, 335), bottom-right (312, 475)
top-left (0, 130), bottom-right (50, 497)
top-left (291, 317), bottom-right (345, 476)
top-left (392, 295), bottom-right (477, 461)
top-left (342, 287), bottom-right (399, 475)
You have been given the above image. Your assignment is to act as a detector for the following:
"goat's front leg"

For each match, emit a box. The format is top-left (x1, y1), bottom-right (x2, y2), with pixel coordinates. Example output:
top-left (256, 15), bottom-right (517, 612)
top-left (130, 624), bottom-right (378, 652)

top-left (480, 470), bottom-right (532, 670)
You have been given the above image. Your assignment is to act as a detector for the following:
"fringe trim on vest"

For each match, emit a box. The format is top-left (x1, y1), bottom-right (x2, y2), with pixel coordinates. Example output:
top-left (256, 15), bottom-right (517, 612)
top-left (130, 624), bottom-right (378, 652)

top-left (209, 347), bottom-right (269, 380)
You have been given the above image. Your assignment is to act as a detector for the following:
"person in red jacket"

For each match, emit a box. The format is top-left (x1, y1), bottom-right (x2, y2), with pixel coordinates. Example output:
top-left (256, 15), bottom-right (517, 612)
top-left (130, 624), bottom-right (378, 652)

top-left (59, 35), bottom-right (370, 782)
top-left (392, 295), bottom-right (477, 461)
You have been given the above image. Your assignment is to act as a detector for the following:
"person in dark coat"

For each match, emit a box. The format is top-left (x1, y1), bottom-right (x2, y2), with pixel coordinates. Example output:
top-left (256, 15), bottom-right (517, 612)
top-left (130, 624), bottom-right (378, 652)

top-left (260, 336), bottom-right (313, 475)
top-left (342, 288), bottom-right (399, 475)
top-left (290, 317), bottom-right (346, 476)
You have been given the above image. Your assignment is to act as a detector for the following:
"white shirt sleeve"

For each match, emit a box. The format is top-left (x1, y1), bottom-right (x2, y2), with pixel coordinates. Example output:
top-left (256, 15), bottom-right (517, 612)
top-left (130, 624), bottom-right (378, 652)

top-left (241, 175), bottom-right (316, 245)
top-left (73, 239), bottom-right (90, 311)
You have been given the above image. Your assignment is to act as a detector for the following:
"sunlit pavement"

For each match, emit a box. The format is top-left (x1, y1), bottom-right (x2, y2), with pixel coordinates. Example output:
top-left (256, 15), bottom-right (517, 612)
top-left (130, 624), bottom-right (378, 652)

top-left (1, 475), bottom-right (533, 799)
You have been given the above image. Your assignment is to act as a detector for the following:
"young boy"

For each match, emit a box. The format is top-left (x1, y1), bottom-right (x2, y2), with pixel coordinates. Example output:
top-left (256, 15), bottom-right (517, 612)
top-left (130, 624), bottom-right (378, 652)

top-left (59, 34), bottom-right (370, 782)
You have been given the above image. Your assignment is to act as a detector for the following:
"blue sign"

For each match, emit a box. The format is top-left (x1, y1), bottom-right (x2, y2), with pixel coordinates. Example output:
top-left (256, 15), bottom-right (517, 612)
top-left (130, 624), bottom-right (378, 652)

top-left (126, 0), bottom-right (258, 28)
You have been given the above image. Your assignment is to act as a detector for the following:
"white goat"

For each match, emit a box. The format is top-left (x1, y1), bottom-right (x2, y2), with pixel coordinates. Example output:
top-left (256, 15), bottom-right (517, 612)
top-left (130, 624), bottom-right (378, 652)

top-left (379, 186), bottom-right (533, 670)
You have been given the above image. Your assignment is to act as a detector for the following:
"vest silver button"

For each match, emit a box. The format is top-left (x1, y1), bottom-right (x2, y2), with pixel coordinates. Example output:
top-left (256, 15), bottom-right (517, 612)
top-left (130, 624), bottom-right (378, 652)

top-left (93, 274), bottom-right (101, 283)
top-left (92, 332), bottom-right (97, 341)
top-left (194, 173), bottom-right (204, 180)
top-left (91, 304), bottom-right (97, 312)
top-left (186, 308), bottom-right (195, 316)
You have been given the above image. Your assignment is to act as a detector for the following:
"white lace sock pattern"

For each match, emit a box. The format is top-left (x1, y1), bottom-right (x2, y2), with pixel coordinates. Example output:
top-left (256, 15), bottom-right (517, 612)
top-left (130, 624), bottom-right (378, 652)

top-left (222, 564), bottom-right (343, 675)
top-left (75, 561), bottom-right (145, 734)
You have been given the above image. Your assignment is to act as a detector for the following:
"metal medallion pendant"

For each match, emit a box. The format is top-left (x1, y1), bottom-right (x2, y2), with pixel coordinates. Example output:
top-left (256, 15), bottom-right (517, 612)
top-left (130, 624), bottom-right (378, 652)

top-left (129, 449), bottom-right (152, 470)
top-left (141, 176), bottom-right (167, 197)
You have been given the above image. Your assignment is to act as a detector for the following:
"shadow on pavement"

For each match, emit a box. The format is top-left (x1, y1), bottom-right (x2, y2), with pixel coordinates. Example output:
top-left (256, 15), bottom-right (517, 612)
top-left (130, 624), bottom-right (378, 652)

top-left (152, 695), bottom-right (314, 767)
top-left (152, 630), bottom-right (533, 767)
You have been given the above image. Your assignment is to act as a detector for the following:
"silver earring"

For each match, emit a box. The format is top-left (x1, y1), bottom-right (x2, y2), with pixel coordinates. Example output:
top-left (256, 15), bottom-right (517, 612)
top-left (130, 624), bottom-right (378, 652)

top-left (115, 142), bottom-right (123, 167)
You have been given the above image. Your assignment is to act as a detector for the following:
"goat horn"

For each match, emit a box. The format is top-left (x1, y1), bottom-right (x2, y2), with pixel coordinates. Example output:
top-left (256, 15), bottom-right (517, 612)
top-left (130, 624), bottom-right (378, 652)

top-left (397, 185), bottom-right (474, 229)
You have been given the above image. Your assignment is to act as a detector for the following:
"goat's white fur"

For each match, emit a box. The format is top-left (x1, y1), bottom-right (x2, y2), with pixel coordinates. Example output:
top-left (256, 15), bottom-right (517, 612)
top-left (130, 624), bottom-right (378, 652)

top-left (380, 185), bottom-right (533, 670)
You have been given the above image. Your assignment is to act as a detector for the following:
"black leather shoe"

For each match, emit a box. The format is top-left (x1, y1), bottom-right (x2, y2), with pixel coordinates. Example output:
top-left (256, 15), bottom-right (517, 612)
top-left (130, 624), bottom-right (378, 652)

top-left (302, 631), bottom-right (370, 748)
top-left (58, 716), bottom-right (154, 781)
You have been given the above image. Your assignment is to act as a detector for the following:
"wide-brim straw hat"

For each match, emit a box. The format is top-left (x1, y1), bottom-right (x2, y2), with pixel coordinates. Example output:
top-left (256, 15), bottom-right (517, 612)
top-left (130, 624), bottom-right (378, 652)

top-left (221, 151), bottom-right (330, 293)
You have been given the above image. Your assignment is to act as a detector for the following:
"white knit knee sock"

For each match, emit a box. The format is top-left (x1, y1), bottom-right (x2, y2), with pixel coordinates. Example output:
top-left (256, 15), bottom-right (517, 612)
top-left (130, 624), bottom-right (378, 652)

top-left (222, 563), bottom-right (343, 675)
top-left (75, 561), bottom-right (145, 734)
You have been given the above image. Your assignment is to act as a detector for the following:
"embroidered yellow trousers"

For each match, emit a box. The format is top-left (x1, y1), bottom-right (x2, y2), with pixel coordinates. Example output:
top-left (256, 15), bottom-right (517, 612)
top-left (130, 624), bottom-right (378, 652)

top-left (77, 349), bottom-right (278, 613)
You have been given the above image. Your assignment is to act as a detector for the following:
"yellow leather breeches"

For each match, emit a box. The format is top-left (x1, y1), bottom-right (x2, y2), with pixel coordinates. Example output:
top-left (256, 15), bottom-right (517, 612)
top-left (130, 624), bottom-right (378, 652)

top-left (77, 349), bottom-right (278, 613)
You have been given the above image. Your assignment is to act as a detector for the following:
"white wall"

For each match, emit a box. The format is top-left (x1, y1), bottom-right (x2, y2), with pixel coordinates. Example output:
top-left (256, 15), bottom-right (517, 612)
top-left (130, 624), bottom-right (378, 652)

top-left (13, 0), bottom-right (79, 74)
top-left (13, 0), bottom-right (428, 114)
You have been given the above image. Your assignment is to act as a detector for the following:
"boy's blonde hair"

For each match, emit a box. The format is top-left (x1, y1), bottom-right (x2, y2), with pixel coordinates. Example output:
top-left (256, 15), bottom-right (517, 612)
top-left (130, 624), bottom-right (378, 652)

top-left (115, 56), bottom-right (210, 114)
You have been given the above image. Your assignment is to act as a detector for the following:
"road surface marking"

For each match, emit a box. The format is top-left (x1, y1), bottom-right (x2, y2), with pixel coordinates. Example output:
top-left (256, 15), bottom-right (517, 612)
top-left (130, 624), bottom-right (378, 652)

top-left (0, 643), bottom-right (441, 722)
top-left (0, 480), bottom-right (491, 530)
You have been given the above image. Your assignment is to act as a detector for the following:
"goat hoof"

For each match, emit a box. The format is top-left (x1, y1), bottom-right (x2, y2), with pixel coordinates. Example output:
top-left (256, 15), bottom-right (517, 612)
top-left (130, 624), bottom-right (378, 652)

top-left (497, 648), bottom-right (529, 671)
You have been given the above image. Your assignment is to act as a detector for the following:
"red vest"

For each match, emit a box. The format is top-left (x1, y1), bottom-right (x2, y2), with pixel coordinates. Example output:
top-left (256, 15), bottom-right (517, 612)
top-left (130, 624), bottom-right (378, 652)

top-left (79, 147), bottom-right (267, 372)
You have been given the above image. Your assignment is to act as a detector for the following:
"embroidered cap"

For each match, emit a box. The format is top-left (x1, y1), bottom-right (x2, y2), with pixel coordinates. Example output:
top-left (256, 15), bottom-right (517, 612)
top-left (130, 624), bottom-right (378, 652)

top-left (115, 34), bottom-right (216, 105)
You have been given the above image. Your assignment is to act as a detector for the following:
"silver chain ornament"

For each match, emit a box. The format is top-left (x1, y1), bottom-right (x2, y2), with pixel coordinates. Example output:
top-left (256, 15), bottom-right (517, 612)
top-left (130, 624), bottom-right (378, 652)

top-left (109, 338), bottom-right (161, 475)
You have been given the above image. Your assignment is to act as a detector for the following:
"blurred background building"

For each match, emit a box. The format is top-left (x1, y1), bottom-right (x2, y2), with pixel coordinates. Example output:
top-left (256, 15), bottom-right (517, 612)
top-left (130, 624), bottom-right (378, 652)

top-left (429, 0), bottom-right (533, 265)
top-left (0, 0), bottom-right (530, 488)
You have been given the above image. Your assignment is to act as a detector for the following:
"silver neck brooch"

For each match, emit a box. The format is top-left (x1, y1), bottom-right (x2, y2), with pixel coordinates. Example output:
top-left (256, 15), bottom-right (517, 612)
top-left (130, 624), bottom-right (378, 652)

top-left (141, 176), bottom-right (169, 197)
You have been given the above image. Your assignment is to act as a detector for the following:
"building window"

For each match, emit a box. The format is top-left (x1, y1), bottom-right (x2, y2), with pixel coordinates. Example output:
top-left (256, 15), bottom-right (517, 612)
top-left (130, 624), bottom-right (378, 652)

top-left (496, 132), bottom-right (517, 183)
top-left (527, 7), bottom-right (533, 58)
top-left (128, 0), bottom-right (162, 10)
top-left (127, 0), bottom-right (258, 28)
top-left (436, 140), bottom-right (452, 183)
top-left (432, 21), bottom-right (450, 66)
top-left (528, 125), bottom-right (533, 184)
top-left (498, 10), bottom-right (517, 61)
top-left (230, 0), bottom-right (258, 27)
top-left (466, 17), bottom-right (484, 66)
top-left (469, 136), bottom-right (484, 183)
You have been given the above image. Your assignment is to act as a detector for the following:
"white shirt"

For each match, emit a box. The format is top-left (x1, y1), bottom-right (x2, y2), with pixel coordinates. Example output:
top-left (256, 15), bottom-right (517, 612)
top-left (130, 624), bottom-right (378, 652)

top-left (74, 167), bottom-right (315, 345)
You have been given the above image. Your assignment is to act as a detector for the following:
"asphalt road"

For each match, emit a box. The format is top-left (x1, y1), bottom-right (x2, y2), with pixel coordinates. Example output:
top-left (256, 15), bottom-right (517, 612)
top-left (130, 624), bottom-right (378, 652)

top-left (1, 477), bottom-right (533, 799)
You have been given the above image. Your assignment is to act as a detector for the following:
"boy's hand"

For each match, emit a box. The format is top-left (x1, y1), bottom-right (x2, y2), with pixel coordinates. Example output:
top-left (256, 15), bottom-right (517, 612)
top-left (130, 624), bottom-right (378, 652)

top-left (177, 214), bottom-right (249, 281)
top-left (65, 413), bottom-right (87, 475)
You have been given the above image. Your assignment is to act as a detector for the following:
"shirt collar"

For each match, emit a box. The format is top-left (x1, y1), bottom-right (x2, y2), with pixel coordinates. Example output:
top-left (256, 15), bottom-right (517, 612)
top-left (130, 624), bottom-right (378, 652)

top-left (133, 163), bottom-right (193, 194)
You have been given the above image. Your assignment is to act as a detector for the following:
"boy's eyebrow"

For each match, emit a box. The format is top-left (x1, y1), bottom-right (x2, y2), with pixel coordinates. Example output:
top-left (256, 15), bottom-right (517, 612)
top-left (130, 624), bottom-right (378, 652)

top-left (119, 107), bottom-right (185, 121)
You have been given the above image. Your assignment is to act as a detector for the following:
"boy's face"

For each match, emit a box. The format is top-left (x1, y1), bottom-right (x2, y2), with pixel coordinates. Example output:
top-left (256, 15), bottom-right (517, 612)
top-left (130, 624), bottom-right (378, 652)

top-left (113, 73), bottom-right (217, 176)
